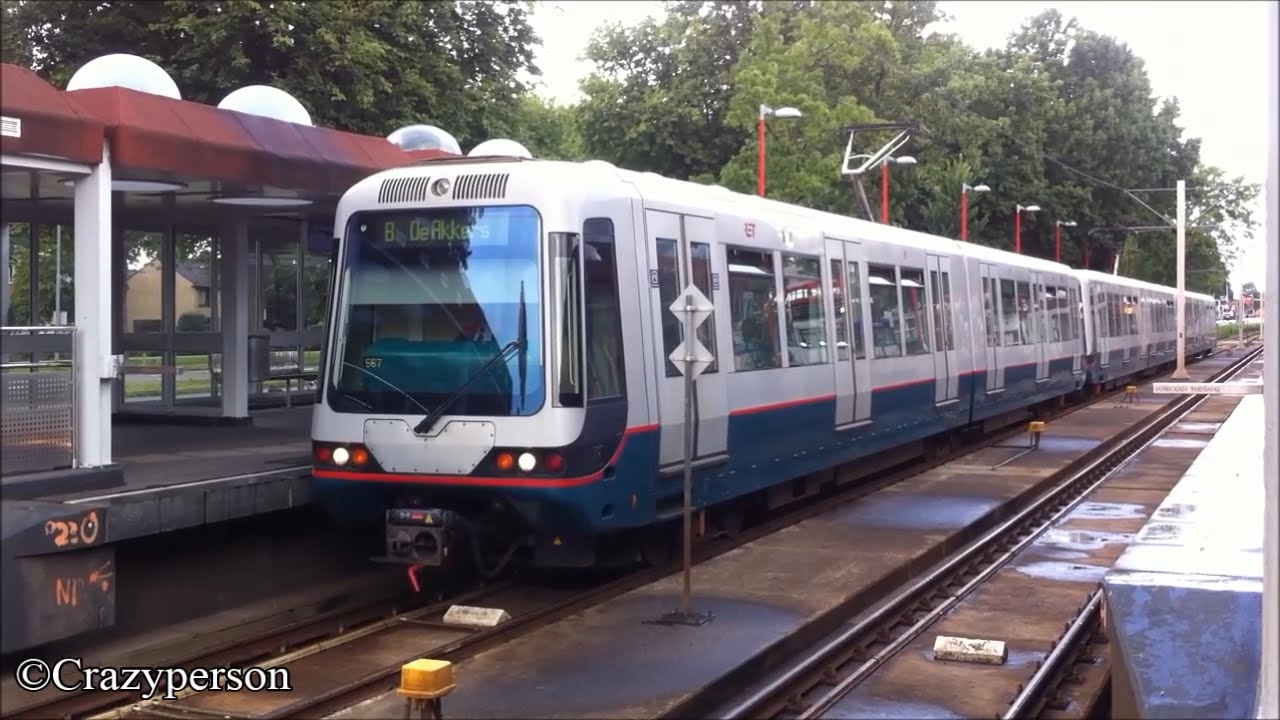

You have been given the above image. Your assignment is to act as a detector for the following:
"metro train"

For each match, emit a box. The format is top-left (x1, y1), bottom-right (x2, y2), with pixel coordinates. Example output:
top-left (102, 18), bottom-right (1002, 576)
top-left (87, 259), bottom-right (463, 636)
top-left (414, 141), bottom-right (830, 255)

top-left (309, 155), bottom-right (1218, 574)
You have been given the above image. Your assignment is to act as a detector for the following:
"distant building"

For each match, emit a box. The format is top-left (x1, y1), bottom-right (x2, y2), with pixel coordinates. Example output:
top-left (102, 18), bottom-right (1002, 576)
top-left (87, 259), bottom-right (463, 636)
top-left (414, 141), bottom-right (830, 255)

top-left (123, 259), bottom-right (214, 332)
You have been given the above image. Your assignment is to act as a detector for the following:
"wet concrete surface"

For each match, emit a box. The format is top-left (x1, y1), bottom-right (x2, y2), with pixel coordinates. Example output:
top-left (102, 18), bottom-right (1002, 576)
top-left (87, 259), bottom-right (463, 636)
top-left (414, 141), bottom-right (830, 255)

top-left (48, 407), bottom-right (313, 501)
top-left (820, 358), bottom-right (1255, 720)
top-left (326, 354), bottom-right (1248, 720)
top-left (1104, 377), bottom-right (1265, 719)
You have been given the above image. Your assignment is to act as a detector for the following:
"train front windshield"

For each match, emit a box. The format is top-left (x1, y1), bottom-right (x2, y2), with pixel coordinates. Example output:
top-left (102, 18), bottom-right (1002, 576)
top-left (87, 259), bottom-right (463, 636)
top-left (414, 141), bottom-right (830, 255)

top-left (326, 205), bottom-right (545, 417)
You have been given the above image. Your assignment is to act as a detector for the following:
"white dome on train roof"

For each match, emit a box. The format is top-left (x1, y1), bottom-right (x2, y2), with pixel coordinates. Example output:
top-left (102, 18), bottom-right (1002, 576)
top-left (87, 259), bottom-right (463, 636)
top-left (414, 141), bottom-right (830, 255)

top-left (218, 85), bottom-right (313, 126)
top-left (67, 53), bottom-right (181, 99)
top-left (386, 124), bottom-right (462, 155)
top-left (468, 138), bottom-right (533, 159)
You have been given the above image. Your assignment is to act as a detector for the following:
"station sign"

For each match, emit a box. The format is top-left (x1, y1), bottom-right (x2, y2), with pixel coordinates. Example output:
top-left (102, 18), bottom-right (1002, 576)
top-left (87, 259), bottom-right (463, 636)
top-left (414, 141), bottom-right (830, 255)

top-left (1152, 381), bottom-right (1263, 395)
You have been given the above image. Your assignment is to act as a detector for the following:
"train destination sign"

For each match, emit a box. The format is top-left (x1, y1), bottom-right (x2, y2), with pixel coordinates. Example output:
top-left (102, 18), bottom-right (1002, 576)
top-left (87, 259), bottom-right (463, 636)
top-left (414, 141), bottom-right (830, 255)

top-left (1152, 381), bottom-right (1263, 395)
top-left (382, 215), bottom-right (489, 245)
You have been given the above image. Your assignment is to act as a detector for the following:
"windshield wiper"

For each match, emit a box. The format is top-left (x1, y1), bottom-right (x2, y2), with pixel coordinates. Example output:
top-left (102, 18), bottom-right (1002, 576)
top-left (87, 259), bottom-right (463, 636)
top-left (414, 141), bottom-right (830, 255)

top-left (415, 281), bottom-right (528, 435)
top-left (341, 362), bottom-right (431, 415)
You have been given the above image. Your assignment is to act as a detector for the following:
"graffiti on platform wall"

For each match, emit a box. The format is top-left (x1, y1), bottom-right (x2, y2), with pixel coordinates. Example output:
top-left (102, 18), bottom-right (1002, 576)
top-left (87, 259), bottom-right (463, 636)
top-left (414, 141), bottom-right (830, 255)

top-left (44, 509), bottom-right (102, 549)
top-left (53, 560), bottom-right (113, 608)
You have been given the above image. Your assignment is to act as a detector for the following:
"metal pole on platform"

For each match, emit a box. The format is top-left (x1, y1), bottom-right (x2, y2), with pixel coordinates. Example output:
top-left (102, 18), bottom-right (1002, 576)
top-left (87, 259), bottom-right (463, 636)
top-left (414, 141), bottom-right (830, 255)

top-left (680, 303), bottom-right (695, 617)
top-left (55, 225), bottom-right (62, 325)
top-left (1174, 179), bottom-right (1190, 379)
top-left (1257, 2), bottom-right (1279, 715)
top-left (646, 282), bottom-right (715, 628)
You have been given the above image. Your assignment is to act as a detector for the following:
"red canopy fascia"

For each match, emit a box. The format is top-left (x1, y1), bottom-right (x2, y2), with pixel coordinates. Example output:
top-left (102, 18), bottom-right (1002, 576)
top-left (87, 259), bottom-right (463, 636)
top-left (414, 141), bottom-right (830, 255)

top-left (0, 64), bottom-right (105, 165)
top-left (67, 85), bottom-right (416, 196)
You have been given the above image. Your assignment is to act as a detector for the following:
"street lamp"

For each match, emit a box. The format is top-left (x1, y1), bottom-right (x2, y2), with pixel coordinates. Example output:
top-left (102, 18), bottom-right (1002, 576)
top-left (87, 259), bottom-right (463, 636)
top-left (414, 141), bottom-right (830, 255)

top-left (880, 155), bottom-right (917, 224)
top-left (757, 104), bottom-right (803, 197)
top-left (1054, 219), bottom-right (1077, 264)
top-left (1014, 203), bottom-right (1040, 254)
top-left (960, 182), bottom-right (990, 241)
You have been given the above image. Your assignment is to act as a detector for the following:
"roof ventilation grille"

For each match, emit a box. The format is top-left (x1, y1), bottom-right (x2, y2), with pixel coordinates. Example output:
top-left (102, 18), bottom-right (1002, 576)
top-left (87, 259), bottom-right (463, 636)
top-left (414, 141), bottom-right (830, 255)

top-left (378, 176), bottom-right (432, 204)
top-left (452, 173), bottom-right (510, 201)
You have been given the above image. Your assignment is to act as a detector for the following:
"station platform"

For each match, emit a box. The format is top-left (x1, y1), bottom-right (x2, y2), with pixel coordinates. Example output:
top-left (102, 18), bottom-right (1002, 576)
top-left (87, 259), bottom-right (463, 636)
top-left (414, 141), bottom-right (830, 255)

top-left (1103, 391), bottom-right (1264, 718)
top-left (0, 407), bottom-right (313, 653)
top-left (329, 354), bottom-right (1243, 720)
top-left (2, 406), bottom-right (312, 537)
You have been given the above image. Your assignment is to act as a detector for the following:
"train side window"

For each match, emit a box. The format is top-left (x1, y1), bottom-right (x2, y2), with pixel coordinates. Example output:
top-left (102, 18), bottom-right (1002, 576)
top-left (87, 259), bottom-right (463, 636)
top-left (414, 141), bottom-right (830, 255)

top-left (984, 276), bottom-right (1000, 347)
top-left (940, 271), bottom-right (955, 350)
top-left (782, 254), bottom-right (828, 366)
top-left (830, 259), bottom-right (849, 361)
top-left (867, 264), bottom-right (902, 358)
top-left (848, 261), bottom-right (867, 359)
top-left (727, 246), bottom-right (781, 371)
top-left (690, 242), bottom-right (719, 374)
top-left (552, 232), bottom-right (584, 407)
top-left (583, 219), bottom-right (626, 402)
top-left (656, 238), bottom-right (682, 378)
top-left (1074, 288), bottom-right (1083, 340)
top-left (1044, 285), bottom-right (1058, 342)
top-left (1017, 281), bottom-right (1036, 344)
top-left (900, 267), bottom-right (930, 355)
top-left (1000, 278), bottom-right (1021, 345)
top-left (1129, 296), bottom-right (1139, 336)
top-left (1058, 287), bottom-right (1071, 342)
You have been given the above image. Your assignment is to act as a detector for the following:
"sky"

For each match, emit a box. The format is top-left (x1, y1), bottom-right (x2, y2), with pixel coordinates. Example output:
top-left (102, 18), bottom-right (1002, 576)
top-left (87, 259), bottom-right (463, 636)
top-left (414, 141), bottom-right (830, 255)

top-left (525, 0), bottom-right (1272, 292)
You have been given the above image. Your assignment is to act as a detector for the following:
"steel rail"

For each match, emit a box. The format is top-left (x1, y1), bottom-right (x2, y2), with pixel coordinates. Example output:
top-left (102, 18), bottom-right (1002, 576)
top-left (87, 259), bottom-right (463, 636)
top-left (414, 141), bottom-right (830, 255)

top-left (711, 345), bottom-right (1263, 720)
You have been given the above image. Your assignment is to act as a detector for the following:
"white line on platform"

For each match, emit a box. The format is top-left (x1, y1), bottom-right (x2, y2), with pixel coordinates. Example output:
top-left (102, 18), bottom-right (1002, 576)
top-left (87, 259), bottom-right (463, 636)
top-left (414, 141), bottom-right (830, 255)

top-left (66, 464), bottom-right (311, 504)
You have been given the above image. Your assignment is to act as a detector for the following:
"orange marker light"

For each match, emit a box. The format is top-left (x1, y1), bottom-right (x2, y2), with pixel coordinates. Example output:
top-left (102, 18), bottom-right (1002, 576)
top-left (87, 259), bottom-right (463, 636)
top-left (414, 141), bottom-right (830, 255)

top-left (495, 452), bottom-right (514, 471)
top-left (351, 447), bottom-right (369, 466)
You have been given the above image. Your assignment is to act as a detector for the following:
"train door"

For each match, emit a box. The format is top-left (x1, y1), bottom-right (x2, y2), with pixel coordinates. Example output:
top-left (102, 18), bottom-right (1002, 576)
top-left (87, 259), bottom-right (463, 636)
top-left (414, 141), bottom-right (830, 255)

top-left (981, 263), bottom-right (1004, 393)
top-left (1071, 286), bottom-right (1084, 375)
top-left (644, 209), bottom-right (729, 470)
top-left (1120, 289), bottom-right (1133, 367)
top-left (1033, 272), bottom-right (1050, 382)
top-left (928, 254), bottom-right (959, 403)
top-left (826, 236), bottom-right (871, 427)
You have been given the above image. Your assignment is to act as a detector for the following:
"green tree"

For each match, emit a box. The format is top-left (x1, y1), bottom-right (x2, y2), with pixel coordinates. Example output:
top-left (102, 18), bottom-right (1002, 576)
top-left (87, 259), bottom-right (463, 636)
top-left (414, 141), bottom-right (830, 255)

top-left (503, 94), bottom-right (585, 161)
top-left (576, 0), bottom-right (761, 179)
top-left (1, 0), bottom-right (540, 146)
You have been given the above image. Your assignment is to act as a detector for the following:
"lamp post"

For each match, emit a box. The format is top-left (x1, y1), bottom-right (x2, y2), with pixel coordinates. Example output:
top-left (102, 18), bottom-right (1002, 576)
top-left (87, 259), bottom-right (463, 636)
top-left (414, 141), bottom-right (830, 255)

top-left (960, 182), bottom-right (990, 241)
top-left (879, 155), bottom-right (917, 224)
top-left (1014, 203), bottom-right (1040, 254)
top-left (757, 104), bottom-right (803, 197)
top-left (1054, 220), bottom-right (1077, 264)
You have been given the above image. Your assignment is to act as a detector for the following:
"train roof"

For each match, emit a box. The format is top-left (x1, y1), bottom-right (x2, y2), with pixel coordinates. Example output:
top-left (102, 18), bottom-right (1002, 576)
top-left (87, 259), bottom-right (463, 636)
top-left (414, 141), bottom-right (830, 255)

top-left (1076, 269), bottom-right (1216, 301)
top-left (612, 163), bottom-right (1079, 276)
top-left (344, 157), bottom-right (1218, 301)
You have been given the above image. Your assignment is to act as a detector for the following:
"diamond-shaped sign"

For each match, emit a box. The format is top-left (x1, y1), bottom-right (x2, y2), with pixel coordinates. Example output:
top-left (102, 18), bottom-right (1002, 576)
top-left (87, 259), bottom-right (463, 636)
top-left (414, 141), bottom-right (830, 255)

top-left (669, 283), bottom-right (715, 331)
top-left (669, 338), bottom-right (715, 379)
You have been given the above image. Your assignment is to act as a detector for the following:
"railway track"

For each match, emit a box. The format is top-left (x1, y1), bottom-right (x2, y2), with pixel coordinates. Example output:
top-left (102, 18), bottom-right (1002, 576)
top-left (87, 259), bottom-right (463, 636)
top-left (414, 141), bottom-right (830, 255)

top-left (699, 344), bottom-right (1263, 720)
top-left (7, 353), bottom-right (1236, 720)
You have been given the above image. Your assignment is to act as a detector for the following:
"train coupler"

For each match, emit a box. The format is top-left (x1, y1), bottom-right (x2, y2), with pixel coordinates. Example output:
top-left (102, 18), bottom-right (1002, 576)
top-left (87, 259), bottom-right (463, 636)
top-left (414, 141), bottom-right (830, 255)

top-left (375, 508), bottom-right (464, 568)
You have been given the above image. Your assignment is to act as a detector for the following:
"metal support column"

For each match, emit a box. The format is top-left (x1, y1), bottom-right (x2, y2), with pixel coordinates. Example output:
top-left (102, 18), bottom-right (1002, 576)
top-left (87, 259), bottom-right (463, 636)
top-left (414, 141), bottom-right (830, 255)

top-left (0, 223), bottom-right (10, 325)
top-left (1256, 2), bottom-right (1278, 716)
top-left (220, 213), bottom-right (250, 418)
top-left (72, 142), bottom-right (114, 467)
top-left (1173, 179), bottom-right (1189, 379)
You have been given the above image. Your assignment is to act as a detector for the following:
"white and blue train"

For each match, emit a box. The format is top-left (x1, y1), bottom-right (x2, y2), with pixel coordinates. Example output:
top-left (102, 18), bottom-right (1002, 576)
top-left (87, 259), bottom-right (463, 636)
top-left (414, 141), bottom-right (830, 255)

top-left (309, 155), bottom-right (1218, 572)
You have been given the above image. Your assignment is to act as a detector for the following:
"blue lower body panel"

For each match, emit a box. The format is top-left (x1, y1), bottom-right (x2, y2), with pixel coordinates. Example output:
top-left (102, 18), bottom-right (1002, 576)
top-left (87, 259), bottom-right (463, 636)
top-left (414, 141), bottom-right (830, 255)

top-left (311, 362), bottom-right (1082, 553)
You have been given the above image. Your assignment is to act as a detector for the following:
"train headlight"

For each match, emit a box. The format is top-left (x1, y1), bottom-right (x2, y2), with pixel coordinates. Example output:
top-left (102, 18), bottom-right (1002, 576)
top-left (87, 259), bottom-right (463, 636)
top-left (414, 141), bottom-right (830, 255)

top-left (517, 452), bottom-right (537, 472)
top-left (332, 446), bottom-right (350, 466)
